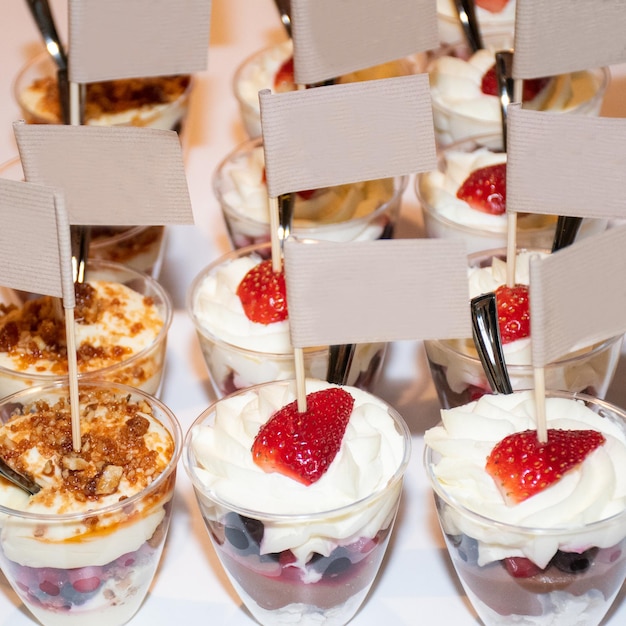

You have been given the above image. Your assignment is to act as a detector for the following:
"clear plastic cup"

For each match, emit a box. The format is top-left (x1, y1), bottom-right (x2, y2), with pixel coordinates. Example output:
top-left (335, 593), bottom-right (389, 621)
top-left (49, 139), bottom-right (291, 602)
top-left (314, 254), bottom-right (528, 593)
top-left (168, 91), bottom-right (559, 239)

top-left (415, 135), bottom-right (607, 254)
top-left (0, 156), bottom-right (167, 280)
top-left (13, 51), bottom-right (193, 136)
top-left (423, 248), bottom-right (623, 408)
top-left (0, 259), bottom-right (172, 398)
top-left (233, 40), bottom-right (421, 138)
top-left (187, 243), bottom-right (386, 397)
top-left (184, 378), bottom-right (411, 626)
top-left (0, 379), bottom-right (181, 626)
top-left (424, 389), bottom-right (626, 626)
top-left (427, 45), bottom-right (610, 149)
top-left (213, 136), bottom-right (407, 251)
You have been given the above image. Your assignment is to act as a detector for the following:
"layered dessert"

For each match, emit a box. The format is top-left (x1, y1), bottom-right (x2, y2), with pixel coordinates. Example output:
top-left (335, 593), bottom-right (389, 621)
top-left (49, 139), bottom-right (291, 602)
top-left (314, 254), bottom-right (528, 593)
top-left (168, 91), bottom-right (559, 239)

top-left (424, 249), bottom-right (622, 407)
top-left (233, 39), bottom-right (417, 137)
top-left (0, 382), bottom-right (181, 626)
top-left (424, 390), bottom-right (626, 625)
top-left (428, 47), bottom-right (608, 148)
top-left (188, 243), bottom-right (385, 396)
top-left (214, 137), bottom-right (405, 250)
top-left (184, 378), bottom-right (411, 625)
top-left (416, 138), bottom-right (559, 253)
top-left (437, 0), bottom-right (516, 49)
top-left (0, 261), bottom-right (171, 398)
top-left (15, 52), bottom-right (192, 132)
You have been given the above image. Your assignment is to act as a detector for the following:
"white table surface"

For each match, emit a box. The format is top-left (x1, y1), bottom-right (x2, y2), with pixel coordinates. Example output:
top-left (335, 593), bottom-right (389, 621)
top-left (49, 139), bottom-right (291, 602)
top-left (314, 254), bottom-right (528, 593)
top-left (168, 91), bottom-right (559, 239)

top-left (1, 1), bottom-right (626, 624)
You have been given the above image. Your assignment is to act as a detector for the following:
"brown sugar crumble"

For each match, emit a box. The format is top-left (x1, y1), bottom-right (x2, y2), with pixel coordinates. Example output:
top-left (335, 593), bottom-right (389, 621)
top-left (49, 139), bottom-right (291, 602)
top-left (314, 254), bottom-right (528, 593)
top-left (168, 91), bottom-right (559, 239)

top-left (0, 389), bottom-right (173, 506)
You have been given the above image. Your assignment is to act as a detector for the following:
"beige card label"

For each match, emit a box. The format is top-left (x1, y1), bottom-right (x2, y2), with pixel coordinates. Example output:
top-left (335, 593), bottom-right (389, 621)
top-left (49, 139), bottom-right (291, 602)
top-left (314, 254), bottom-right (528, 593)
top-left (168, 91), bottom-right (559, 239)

top-left (68, 0), bottom-right (212, 82)
top-left (290, 0), bottom-right (437, 85)
top-left (14, 123), bottom-right (194, 226)
top-left (283, 238), bottom-right (471, 347)
top-left (513, 0), bottom-right (626, 77)
top-left (260, 74), bottom-right (436, 198)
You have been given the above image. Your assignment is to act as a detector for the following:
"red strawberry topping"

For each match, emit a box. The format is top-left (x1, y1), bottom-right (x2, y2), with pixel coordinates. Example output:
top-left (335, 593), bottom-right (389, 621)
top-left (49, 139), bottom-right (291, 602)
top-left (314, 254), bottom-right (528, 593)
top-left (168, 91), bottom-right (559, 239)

top-left (494, 283), bottom-right (530, 343)
top-left (274, 57), bottom-right (295, 92)
top-left (476, 0), bottom-right (509, 13)
top-left (503, 557), bottom-right (543, 578)
top-left (237, 259), bottom-right (288, 325)
top-left (251, 387), bottom-right (355, 485)
top-left (456, 163), bottom-right (506, 214)
top-left (486, 429), bottom-right (605, 504)
top-left (481, 64), bottom-right (551, 102)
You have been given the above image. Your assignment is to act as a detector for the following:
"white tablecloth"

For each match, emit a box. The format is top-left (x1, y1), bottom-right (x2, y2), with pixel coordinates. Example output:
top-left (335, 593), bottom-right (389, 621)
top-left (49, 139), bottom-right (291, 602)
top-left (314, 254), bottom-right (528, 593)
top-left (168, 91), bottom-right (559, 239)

top-left (1, 1), bottom-right (626, 624)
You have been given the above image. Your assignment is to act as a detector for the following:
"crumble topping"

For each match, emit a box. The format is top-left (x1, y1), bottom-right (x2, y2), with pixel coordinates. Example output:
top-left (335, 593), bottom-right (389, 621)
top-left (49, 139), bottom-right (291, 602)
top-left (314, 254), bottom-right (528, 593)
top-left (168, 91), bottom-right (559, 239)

top-left (0, 388), bottom-right (174, 506)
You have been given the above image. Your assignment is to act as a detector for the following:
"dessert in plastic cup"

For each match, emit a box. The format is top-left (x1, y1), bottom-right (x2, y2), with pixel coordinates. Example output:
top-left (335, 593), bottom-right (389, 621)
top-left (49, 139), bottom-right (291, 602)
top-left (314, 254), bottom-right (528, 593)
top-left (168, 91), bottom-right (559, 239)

top-left (213, 137), bottom-right (406, 250)
top-left (424, 389), bottom-right (626, 626)
top-left (428, 45), bottom-right (609, 148)
top-left (184, 377), bottom-right (411, 626)
top-left (0, 379), bottom-right (182, 626)
top-left (423, 248), bottom-right (623, 408)
top-left (437, 0), bottom-right (516, 49)
top-left (0, 156), bottom-right (167, 279)
top-left (187, 243), bottom-right (386, 397)
top-left (14, 51), bottom-right (193, 135)
top-left (0, 259), bottom-right (172, 398)
top-left (233, 39), bottom-right (421, 138)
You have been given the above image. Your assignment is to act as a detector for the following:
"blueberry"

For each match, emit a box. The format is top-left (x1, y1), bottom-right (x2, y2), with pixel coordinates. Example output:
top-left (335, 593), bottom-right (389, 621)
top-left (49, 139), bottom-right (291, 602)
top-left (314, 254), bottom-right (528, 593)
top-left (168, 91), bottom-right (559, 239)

top-left (223, 513), bottom-right (264, 555)
top-left (551, 548), bottom-right (598, 574)
top-left (447, 533), bottom-right (479, 565)
top-left (308, 548), bottom-right (353, 580)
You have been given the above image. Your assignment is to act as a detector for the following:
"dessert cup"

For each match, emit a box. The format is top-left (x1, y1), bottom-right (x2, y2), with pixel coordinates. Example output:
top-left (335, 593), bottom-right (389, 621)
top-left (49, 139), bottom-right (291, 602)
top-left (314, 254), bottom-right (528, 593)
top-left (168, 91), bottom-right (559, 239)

top-left (0, 156), bottom-right (167, 280)
top-left (14, 51), bottom-right (193, 137)
top-left (233, 39), bottom-right (420, 138)
top-left (187, 243), bottom-right (386, 397)
top-left (423, 248), bottom-right (623, 408)
top-left (424, 389), bottom-right (626, 626)
top-left (0, 259), bottom-right (172, 398)
top-left (213, 137), bottom-right (406, 250)
top-left (184, 378), bottom-right (411, 626)
top-left (427, 45), bottom-right (609, 149)
top-left (0, 379), bottom-right (182, 626)
top-left (436, 0), bottom-right (516, 49)
top-left (415, 135), bottom-right (608, 254)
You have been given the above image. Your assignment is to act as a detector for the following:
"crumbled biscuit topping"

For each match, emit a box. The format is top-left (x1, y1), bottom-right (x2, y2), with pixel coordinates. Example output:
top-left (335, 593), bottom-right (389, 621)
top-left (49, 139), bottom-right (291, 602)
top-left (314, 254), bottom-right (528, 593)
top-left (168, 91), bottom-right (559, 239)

top-left (0, 388), bottom-right (173, 506)
top-left (28, 74), bottom-right (190, 123)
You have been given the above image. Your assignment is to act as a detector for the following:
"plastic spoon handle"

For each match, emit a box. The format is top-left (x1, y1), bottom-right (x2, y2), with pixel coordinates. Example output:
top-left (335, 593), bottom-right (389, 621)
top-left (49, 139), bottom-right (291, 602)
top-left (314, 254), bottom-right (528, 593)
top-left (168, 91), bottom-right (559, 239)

top-left (453, 0), bottom-right (484, 52)
top-left (471, 292), bottom-right (513, 394)
top-left (0, 457), bottom-right (40, 495)
top-left (273, 0), bottom-right (292, 37)
top-left (495, 50), bottom-right (514, 151)
top-left (551, 216), bottom-right (583, 252)
top-left (326, 344), bottom-right (356, 386)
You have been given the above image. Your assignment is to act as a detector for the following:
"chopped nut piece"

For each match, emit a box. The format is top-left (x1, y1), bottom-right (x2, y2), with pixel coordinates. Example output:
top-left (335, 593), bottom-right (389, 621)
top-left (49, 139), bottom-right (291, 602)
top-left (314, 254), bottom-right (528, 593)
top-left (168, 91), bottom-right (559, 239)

top-left (95, 464), bottom-right (123, 495)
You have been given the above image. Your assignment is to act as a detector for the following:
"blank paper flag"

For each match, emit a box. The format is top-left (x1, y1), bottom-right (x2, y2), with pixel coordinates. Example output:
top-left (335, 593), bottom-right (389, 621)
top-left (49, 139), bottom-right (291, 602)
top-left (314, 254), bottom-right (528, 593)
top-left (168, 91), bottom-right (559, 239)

top-left (14, 122), bottom-right (194, 227)
top-left (290, 0), bottom-right (437, 85)
top-left (68, 0), bottom-right (212, 82)
top-left (513, 0), bottom-right (626, 77)
top-left (260, 74), bottom-right (436, 198)
top-left (529, 225), bottom-right (626, 367)
top-left (283, 238), bottom-right (471, 347)
top-left (506, 104), bottom-right (626, 220)
top-left (0, 179), bottom-right (72, 301)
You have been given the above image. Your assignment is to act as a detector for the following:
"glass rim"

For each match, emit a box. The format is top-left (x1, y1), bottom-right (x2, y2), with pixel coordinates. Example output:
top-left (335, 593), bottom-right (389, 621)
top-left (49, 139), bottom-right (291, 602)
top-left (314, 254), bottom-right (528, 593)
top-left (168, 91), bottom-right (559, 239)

top-left (0, 379), bottom-right (182, 522)
top-left (187, 242), bottom-right (328, 359)
top-left (213, 136), bottom-right (408, 234)
top-left (0, 258), bottom-right (173, 383)
top-left (183, 378), bottom-right (412, 521)
top-left (423, 388), bottom-right (626, 534)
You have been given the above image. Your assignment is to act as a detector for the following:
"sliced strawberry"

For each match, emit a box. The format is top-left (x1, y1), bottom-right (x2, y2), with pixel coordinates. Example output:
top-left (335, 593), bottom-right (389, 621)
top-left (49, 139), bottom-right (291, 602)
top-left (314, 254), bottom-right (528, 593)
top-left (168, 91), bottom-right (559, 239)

top-left (486, 429), bottom-right (605, 504)
top-left (503, 557), bottom-right (543, 578)
top-left (494, 283), bottom-right (530, 344)
top-left (251, 387), bottom-right (355, 485)
top-left (274, 57), bottom-right (294, 92)
top-left (476, 0), bottom-right (509, 13)
top-left (236, 259), bottom-right (288, 325)
top-left (481, 64), bottom-right (551, 102)
top-left (456, 163), bottom-right (506, 214)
